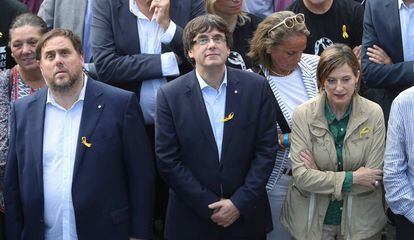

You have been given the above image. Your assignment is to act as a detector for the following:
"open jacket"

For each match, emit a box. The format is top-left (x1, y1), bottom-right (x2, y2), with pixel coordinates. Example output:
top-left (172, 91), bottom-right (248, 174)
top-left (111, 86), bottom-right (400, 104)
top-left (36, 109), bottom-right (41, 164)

top-left (280, 93), bottom-right (387, 240)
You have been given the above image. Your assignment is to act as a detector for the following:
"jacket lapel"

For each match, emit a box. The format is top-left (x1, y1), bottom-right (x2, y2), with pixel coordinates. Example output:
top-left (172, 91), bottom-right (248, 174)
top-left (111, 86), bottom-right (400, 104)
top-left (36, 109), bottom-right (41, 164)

top-left (221, 69), bottom-right (241, 159)
top-left (385, 0), bottom-right (404, 61)
top-left (73, 80), bottom-right (104, 179)
top-left (28, 89), bottom-right (47, 193)
top-left (186, 71), bottom-right (218, 155)
top-left (118, 0), bottom-right (140, 54)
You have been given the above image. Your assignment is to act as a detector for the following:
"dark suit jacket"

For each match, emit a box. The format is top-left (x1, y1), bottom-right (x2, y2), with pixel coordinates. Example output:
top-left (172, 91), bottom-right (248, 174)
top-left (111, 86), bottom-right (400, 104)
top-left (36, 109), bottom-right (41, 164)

top-left (155, 67), bottom-right (278, 239)
top-left (4, 79), bottom-right (155, 239)
top-left (91, 0), bottom-right (204, 100)
top-left (362, 0), bottom-right (414, 121)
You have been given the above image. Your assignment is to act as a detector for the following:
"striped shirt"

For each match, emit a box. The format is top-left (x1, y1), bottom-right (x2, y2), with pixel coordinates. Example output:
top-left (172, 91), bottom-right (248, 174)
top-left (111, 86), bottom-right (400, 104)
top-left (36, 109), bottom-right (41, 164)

top-left (384, 86), bottom-right (414, 223)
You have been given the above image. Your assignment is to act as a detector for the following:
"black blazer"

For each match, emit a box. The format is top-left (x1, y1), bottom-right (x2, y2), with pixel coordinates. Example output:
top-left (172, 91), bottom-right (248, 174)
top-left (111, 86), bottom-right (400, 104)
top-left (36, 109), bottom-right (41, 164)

top-left (155, 67), bottom-right (278, 239)
top-left (362, 0), bottom-right (414, 120)
top-left (5, 79), bottom-right (155, 239)
top-left (91, 0), bottom-right (204, 100)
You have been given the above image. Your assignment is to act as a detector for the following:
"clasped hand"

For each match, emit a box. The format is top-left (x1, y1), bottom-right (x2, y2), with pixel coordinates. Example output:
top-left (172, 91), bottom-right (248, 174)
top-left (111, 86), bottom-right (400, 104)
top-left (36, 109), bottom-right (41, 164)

top-left (208, 199), bottom-right (240, 228)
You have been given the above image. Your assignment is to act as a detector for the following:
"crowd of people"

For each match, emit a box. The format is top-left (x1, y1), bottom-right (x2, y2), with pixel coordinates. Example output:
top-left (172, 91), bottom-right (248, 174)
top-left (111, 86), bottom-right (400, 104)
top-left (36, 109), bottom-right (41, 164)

top-left (0, 0), bottom-right (413, 240)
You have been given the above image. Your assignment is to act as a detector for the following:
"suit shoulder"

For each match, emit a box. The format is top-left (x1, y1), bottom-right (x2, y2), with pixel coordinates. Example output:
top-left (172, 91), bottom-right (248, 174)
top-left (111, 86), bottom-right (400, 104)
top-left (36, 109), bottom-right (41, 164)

top-left (159, 71), bottom-right (193, 95)
top-left (91, 79), bottom-right (134, 99)
top-left (228, 67), bottom-right (266, 83)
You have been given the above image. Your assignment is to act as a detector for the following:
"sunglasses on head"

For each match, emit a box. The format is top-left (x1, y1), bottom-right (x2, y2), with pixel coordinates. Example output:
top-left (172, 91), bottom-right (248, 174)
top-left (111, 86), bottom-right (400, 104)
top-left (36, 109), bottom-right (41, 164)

top-left (267, 14), bottom-right (305, 36)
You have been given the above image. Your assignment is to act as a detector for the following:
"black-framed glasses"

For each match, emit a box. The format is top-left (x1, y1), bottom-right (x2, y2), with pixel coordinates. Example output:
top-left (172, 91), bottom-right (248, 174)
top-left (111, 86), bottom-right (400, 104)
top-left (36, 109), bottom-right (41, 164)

top-left (193, 35), bottom-right (226, 46)
top-left (267, 14), bottom-right (305, 36)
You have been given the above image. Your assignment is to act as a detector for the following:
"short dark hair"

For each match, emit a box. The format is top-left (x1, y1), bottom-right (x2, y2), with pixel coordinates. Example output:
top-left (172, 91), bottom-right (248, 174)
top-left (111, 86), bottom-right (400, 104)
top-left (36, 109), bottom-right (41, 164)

top-left (317, 44), bottom-right (361, 92)
top-left (9, 13), bottom-right (48, 41)
top-left (183, 14), bottom-right (232, 65)
top-left (36, 28), bottom-right (83, 60)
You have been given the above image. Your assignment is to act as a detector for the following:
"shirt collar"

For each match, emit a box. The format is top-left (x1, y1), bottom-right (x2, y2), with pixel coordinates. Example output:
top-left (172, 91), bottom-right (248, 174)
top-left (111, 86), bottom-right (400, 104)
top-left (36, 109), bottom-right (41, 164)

top-left (46, 75), bottom-right (88, 109)
top-left (398, 0), bottom-right (413, 9)
top-left (129, 0), bottom-right (154, 20)
top-left (195, 67), bottom-right (228, 92)
top-left (324, 97), bottom-right (352, 124)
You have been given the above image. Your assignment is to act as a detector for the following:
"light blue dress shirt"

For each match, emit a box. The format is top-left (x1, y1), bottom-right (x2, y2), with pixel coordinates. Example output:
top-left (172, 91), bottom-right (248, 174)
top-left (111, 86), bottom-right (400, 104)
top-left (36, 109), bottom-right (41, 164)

top-left (129, 0), bottom-right (179, 124)
top-left (384, 86), bottom-right (414, 223)
top-left (196, 68), bottom-right (227, 161)
top-left (398, 0), bottom-right (414, 61)
top-left (42, 77), bottom-right (87, 240)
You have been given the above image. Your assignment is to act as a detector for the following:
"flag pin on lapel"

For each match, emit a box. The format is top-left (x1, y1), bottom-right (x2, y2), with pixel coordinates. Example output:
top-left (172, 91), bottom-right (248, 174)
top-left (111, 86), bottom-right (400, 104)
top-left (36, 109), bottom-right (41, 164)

top-left (81, 136), bottom-right (92, 148)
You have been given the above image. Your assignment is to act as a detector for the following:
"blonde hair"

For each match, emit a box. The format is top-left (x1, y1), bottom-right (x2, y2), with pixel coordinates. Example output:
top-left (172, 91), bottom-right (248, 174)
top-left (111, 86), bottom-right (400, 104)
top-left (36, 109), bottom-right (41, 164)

top-left (247, 11), bottom-right (309, 71)
top-left (205, 0), bottom-right (250, 27)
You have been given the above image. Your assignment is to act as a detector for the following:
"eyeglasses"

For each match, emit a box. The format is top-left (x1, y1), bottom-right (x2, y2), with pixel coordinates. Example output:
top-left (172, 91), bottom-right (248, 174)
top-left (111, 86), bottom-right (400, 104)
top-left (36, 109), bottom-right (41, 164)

top-left (267, 14), bottom-right (305, 36)
top-left (193, 35), bottom-right (226, 46)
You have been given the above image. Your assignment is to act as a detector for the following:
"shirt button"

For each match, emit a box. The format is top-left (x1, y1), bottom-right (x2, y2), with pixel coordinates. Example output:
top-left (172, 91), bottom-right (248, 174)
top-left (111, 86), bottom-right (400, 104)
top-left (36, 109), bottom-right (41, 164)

top-left (338, 144), bottom-right (342, 147)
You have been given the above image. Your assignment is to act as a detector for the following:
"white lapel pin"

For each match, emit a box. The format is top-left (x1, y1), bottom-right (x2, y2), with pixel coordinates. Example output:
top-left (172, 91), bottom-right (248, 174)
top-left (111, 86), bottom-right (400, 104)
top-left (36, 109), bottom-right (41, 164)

top-left (97, 104), bottom-right (102, 109)
top-left (234, 90), bottom-right (238, 94)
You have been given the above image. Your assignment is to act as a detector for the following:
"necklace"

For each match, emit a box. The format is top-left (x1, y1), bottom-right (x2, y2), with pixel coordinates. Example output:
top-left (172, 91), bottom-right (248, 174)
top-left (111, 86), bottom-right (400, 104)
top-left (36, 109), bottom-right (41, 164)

top-left (270, 69), bottom-right (293, 77)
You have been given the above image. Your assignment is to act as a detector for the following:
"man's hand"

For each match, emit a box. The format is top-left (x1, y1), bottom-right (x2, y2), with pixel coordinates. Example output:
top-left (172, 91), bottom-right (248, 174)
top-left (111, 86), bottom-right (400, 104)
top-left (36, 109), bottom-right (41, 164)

top-left (208, 199), bottom-right (240, 228)
top-left (353, 45), bottom-right (362, 65)
top-left (367, 44), bottom-right (392, 65)
top-left (149, 0), bottom-right (170, 31)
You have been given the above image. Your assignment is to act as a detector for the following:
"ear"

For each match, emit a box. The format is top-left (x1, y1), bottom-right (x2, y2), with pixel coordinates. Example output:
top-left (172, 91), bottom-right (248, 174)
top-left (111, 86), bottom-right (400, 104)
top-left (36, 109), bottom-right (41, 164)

top-left (188, 49), bottom-right (194, 59)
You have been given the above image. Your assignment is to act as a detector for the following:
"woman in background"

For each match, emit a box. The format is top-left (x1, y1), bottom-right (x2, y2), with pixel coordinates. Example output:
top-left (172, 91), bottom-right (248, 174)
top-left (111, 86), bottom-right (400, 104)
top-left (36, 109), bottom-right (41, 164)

top-left (0, 12), bottom-right (47, 207)
top-left (205, 0), bottom-right (262, 70)
top-left (248, 11), bottom-right (319, 240)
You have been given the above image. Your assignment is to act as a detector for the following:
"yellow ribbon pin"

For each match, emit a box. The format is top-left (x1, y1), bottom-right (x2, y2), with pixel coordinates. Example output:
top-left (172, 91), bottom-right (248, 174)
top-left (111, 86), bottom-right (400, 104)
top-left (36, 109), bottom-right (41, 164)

top-left (220, 112), bottom-right (234, 122)
top-left (342, 25), bottom-right (349, 39)
top-left (81, 136), bottom-right (92, 148)
top-left (359, 127), bottom-right (371, 138)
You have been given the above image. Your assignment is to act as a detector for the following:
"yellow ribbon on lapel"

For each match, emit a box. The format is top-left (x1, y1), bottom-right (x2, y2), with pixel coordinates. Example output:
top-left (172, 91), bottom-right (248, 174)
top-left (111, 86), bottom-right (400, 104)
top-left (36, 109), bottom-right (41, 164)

top-left (359, 127), bottom-right (371, 138)
top-left (220, 112), bottom-right (234, 122)
top-left (342, 25), bottom-right (349, 39)
top-left (81, 136), bottom-right (92, 148)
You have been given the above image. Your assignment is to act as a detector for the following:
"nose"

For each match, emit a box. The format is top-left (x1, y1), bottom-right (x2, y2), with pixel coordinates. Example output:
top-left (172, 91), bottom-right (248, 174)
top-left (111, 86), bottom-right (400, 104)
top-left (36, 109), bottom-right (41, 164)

top-left (22, 43), bottom-right (33, 54)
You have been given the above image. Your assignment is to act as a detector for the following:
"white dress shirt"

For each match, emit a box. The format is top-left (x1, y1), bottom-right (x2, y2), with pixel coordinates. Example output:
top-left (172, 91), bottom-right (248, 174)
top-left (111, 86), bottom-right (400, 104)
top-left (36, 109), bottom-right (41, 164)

top-left (196, 68), bottom-right (227, 161)
top-left (399, 0), bottom-right (414, 61)
top-left (384, 86), bottom-right (414, 223)
top-left (42, 77), bottom-right (87, 240)
top-left (129, 0), bottom-right (179, 124)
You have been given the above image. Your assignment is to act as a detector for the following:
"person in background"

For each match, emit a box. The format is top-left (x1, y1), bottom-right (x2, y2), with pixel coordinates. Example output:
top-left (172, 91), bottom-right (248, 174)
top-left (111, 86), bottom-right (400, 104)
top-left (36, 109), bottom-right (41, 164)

top-left (281, 44), bottom-right (386, 239)
top-left (0, 0), bottom-right (28, 71)
top-left (91, 0), bottom-right (204, 238)
top-left (21, 0), bottom-right (43, 13)
top-left (287, 0), bottom-right (364, 60)
top-left (361, 0), bottom-right (414, 123)
top-left (0, 12), bottom-right (46, 240)
top-left (384, 86), bottom-right (414, 239)
top-left (248, 11), bottom-right (319, 240)
top-left (38, 0), bottom-right (95, 74)
top-left (205, 0), bottom-right (262, 70)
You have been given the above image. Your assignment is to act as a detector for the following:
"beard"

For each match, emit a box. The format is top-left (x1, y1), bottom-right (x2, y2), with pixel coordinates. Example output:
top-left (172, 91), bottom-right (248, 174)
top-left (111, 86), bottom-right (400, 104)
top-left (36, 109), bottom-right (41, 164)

top-left (46, 70), bottom-right (82, 93)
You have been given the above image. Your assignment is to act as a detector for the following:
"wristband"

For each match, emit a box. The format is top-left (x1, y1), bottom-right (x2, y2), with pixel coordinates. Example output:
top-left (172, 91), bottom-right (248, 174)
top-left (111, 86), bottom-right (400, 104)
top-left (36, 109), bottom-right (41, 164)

top-left (283, 133), bottom-right (289, 147)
